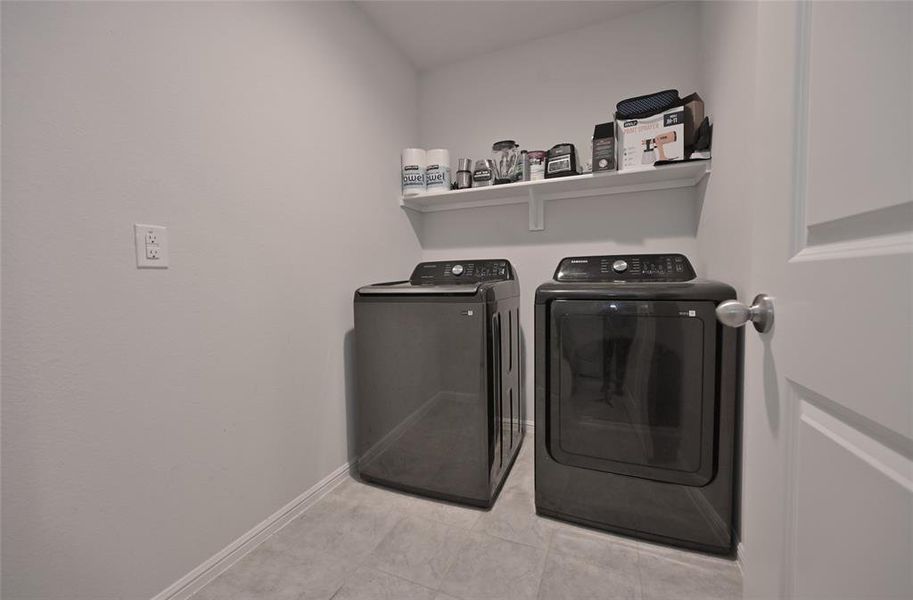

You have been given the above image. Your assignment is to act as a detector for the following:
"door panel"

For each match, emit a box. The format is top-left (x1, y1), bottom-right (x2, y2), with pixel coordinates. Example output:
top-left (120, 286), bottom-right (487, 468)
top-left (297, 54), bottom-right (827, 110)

top-left (746, 1), bottom-right (913, 597)
top-left (780, 254), bottom-right (912, 438)
top-left (794, 400), bottom-right (912, 599)
top-left (804, 2), bottom-right (911, 224)
top-left (787, 0), bottom-right (912, 439)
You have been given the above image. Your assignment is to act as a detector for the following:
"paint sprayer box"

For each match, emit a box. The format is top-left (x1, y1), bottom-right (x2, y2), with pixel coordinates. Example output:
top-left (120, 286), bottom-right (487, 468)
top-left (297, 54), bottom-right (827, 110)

top-left (617, 107), bottom-right (685, 171)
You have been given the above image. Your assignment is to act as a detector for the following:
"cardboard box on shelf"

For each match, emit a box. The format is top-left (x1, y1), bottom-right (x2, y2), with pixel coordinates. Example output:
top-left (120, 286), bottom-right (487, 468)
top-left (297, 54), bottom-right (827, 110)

top-left (618, 106), bottom-right (685, 171)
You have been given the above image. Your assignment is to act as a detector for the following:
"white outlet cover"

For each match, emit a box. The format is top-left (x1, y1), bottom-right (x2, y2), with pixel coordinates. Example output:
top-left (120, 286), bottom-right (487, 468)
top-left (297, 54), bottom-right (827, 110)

top-left (135, 224), bottom-right (168, 268)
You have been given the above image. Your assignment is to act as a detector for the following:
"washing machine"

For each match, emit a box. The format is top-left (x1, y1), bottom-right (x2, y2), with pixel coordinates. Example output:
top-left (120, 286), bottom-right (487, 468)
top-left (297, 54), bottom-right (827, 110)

top-left (354, 259), bottom-right (523, 507)
top-left (535, 253), bottom-right (740, 554)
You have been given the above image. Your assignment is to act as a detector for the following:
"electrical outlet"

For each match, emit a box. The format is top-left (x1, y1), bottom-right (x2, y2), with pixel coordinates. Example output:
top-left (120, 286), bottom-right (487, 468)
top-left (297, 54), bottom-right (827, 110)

top-left (135, 224), bottom-right (168, 268)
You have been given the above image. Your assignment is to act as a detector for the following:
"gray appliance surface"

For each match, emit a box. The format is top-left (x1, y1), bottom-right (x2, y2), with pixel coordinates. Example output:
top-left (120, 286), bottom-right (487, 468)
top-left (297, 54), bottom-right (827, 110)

top-left (354, 259), bottom-right (523, 507)
top-left (535, 254), bottom-right (740, 555)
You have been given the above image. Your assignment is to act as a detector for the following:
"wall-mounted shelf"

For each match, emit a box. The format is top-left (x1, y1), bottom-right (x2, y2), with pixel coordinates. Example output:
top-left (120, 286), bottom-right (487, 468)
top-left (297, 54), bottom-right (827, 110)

top-left (400, 160), bottom-right (710, 231)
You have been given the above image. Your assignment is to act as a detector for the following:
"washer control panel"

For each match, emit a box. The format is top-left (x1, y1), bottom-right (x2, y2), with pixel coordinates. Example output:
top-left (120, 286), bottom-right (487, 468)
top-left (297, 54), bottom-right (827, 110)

top-left (410, 259), bottom-right (514, 285)
top-left (554, 254), bottom-right (695, 282)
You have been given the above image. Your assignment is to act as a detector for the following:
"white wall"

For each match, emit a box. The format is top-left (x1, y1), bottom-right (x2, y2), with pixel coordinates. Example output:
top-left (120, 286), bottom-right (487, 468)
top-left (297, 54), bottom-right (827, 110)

top-left (420, 2), bottom-right (702, 164)
top-left (417, 2), bottom-right (704, 418)
top-left (0, 2), bottom-right (420, 599)
top-left (695, 0), bottom-right (760, 579)
top-left (695, 1), bottom-right (758, 299)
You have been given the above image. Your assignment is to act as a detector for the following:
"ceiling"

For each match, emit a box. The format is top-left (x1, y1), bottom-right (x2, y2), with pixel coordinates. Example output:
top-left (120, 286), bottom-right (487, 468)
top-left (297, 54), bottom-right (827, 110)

top-left (355, 1), bottom-right (666, 71)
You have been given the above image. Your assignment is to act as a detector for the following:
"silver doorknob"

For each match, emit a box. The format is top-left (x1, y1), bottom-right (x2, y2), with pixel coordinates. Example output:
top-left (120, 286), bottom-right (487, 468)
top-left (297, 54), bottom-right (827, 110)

top-left (716, 294), bottom-right (774, 333)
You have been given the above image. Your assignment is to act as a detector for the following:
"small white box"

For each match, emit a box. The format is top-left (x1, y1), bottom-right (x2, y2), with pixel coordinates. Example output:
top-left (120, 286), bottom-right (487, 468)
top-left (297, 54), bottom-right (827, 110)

top-left (618, 107), bottom-right (685, 171)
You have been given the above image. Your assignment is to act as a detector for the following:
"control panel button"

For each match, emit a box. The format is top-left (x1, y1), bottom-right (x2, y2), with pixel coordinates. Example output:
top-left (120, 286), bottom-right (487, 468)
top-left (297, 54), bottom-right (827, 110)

top-left (612, 259), bottom-right (628, 273)
top-left (451, 264), bottom-right (464, 276)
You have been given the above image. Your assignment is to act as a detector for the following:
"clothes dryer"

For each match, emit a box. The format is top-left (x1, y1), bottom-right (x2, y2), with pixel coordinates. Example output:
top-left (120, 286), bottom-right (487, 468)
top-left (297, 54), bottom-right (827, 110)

top-left (535, 254), bottom-right (739, 554)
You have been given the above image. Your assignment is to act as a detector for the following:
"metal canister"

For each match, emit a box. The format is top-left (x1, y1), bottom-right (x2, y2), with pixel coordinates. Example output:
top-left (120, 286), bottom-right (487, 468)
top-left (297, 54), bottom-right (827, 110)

top-left (519, 150), bottom-right (530, 182)
top-left (456, 158), bottom-right (473, 189)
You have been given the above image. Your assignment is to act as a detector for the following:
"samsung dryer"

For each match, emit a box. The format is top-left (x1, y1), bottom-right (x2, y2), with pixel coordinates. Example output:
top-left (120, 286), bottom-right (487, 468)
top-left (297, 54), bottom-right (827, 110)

top-left (535, 254), bottom-right (740, 554)
top-left (355, 259), bottom-right (523, 507)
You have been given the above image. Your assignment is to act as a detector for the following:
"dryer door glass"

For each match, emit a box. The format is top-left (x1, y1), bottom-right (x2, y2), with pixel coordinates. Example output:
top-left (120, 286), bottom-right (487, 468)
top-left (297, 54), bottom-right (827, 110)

top-left (548, 300), bottom-right (717, 486)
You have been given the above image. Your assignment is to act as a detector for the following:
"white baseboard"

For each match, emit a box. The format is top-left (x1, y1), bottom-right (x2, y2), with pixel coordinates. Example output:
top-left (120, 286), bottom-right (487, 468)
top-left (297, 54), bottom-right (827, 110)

top-left (524, 419), bottom-right (535, 431)
top-left (151, 461), bottom-right (352, 600)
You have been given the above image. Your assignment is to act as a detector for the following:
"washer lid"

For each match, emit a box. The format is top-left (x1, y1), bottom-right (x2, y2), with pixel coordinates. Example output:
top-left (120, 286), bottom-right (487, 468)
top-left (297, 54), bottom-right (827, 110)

top-left (357, 281), bottom-right (482, 296)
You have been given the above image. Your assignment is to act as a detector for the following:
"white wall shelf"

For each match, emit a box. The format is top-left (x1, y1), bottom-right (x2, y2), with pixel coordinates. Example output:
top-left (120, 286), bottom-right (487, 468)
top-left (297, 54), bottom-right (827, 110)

top-left (400, 160), bottom-right (711, 231)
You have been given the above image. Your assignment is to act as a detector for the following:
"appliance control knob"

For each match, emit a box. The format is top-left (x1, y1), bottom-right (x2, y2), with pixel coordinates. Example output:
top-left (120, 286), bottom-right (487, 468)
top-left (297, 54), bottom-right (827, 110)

top-left (451, 264), bottom-right (464, 276)
top-left (612, 260), bottom-right (628, 273)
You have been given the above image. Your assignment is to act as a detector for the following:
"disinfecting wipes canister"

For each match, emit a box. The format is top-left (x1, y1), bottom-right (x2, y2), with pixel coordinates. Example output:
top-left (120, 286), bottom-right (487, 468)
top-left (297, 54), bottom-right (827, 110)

top-left (425, 149), bottom-right (451, 193)
top-left (402, 148), bottom-right (426, 196)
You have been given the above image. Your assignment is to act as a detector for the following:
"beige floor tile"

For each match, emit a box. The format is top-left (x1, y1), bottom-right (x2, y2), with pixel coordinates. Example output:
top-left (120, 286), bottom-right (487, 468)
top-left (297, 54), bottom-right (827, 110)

top-left (406, 494), bottom-right (486, 530)
top-left (438, 532), bottom-right (547, 600)
top-left (537, 528), bottom-right (641, 600)
top-left (473, 488), bottom-right (554, 548)
top-left (271, 485), bottom-right (402, 562)
top-left (191, 542), bottom-right (352, 600)
top-left (637, 543), bottom-right (741, 600)
top-left (503, 452), bottom-right (533, 495)
top-left (365, 516), bottom-right (470, 589)
top-left (331, 477), bottom-right (416, 511)
top-left (332, 566), bottom-right (437, 600)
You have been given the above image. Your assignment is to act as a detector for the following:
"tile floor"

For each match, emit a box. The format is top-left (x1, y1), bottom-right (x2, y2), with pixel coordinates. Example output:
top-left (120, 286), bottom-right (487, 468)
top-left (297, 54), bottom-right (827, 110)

top-left (193, 442), bottom-right (741, 599)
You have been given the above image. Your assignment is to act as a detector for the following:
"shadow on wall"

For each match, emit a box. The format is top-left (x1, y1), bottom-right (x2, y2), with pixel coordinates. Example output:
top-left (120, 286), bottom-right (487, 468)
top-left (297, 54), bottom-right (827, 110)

top-left (343, 328), bottom-right (359, 471)
top-left (404, 206), bottom-right (424, 247)
top-left (694, 174), bottom-right (708, 234)
top-left (762, 326), bottom-right (780, 436)
top-left (414, 187), bottom-right (699, 250)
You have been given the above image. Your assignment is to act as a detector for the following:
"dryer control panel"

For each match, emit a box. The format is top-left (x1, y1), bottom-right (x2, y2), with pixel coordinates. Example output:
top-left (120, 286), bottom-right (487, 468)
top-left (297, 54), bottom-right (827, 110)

top-left (554, 254), bottom-right (696, 282)
top-left (410, 259), bottom-right (514, 285)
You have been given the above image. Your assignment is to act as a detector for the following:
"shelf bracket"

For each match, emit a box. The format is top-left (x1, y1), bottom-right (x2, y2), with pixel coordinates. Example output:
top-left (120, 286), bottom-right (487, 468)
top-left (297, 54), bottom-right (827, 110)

top-left (528, 188), bottom-right (544, 231)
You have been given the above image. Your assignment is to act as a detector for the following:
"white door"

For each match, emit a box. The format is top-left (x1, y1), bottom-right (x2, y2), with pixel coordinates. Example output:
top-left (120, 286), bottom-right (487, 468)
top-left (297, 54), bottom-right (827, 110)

top-left (741, 2), bottom-right (913, 599)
